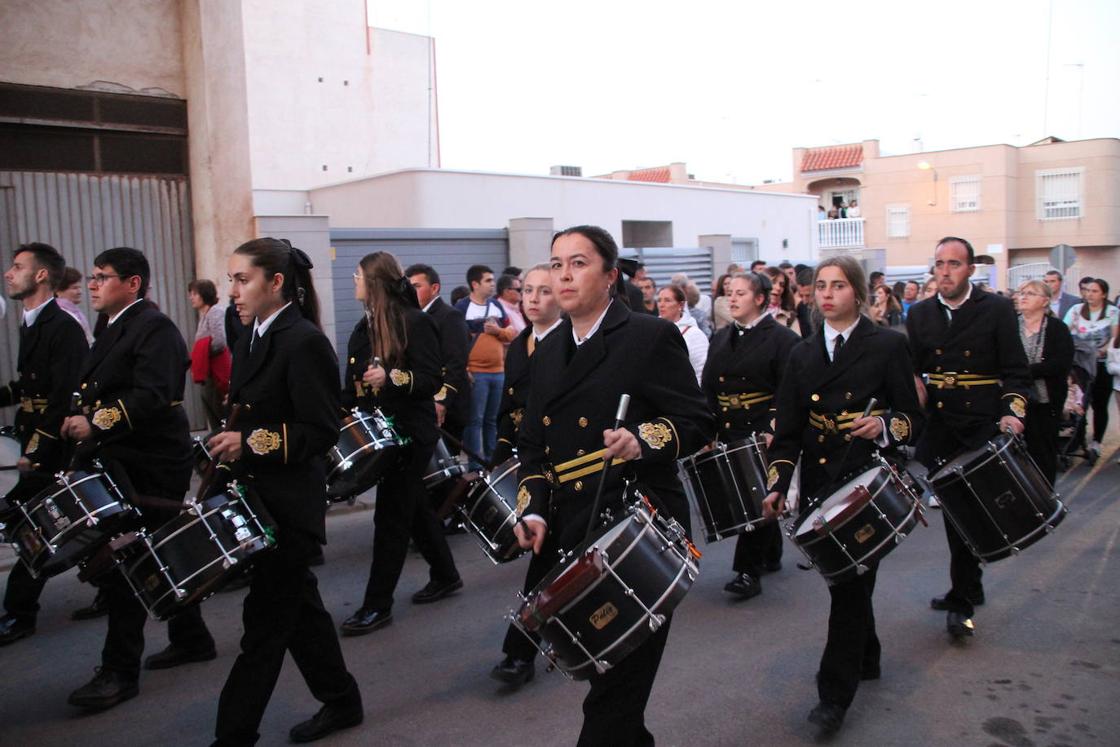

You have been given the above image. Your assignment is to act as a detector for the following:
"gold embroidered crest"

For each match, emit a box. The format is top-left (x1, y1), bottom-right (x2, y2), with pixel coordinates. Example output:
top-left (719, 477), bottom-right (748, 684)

top-left (26, 432), bottom-right (40, 453)
top-left (389, 369), bottom-right (411, 387)
top-left (1008, 396), bottom-right (1026, 419)
top-left (434, 384), bottom-right (448, 402)
top-left (515, 485), bottom-right (531, 515)
top-left (766, 465), bottom-right (780, 491)
top-left (92, 407), bottom-right (122, 430)
top-left (246, 428), bottom-right (282, 456)
top-left (889, 417), bottom-right (909, 442)
top-left (637, 422), bottom-right (672, 450)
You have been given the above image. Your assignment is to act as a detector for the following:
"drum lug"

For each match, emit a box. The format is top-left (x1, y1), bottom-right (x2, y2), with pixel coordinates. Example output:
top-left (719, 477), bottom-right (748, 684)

top-left (648, 613), bottom-right (665, 632)
top-left (856, 563), bottom-right (869, 575)
top-left (594, 660), bottom-right (610, 675)
top-left (174, 587), bottom-right (187, 600)
top-left (1010, 546), bottom-right (1020, 556)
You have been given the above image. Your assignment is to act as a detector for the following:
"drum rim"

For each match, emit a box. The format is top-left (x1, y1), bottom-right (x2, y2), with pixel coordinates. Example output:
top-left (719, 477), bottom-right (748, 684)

top-left (326, 440), bottom-right (401, 478)
top-left (133, 539), bottom-right (269, 616)
top-left (793, 464), bottom-right (894, 539)
top-left (816, 501), bottom-right (921, 581)
top-left (143, 498), bottom-right (252, 551)
top-left (929, 433), bottom-right (1016, 485)
top-left (682, 437), bottom-right (764, 467)
top-left (943, 497), bottom-right (1066, 560)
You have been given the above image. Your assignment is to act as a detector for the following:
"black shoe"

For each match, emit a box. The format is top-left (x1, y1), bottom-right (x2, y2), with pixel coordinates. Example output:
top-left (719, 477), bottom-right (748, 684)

top-left (71, 590), bottom-right (109, 620)
top-left (930, 589), bottom-right (984, 610)
top-left (860, 666), bottom-right (881, 681)
top-left (340, 607), bottom-right (392, 636)
top-left (67, 668), bottom-right (139, 710)
top-left (411, 578), bottom-right (463, 604)
top-left (762, 560), bottom-right (783, 574)
top-left (723, 573), bottom-right (761, 600)
top-left (144, 643), bottom-right (218, 670)
top-left (289, 701), bottom-right (363, 743)
top-left (490, 655), bottom-right (535, 687)
top-left (0, 614), bottom-right (35, 646)
top-left (807, 702), bottom-right (846, 734)
top-left (947, 612), bottom-right (976, 639)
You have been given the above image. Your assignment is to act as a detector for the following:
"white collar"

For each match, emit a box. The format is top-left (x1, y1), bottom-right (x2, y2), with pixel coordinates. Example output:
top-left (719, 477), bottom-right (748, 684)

top-left (573, 301), bottom-right (613, 347)
top-left (734, 311), bottom-right (767, 331)
top-left (22, 296), bottom-right (54, 327)
top-left (108, 298), bottom-right (145, 326)
top-left (422, 297), bottom-right (438, 313)
top-left (534, 317), bottom-right (563, 342)
top-left (823, 317), bottom-right (860, 359)
top-left (937, 282), bottom-right (973, 310)
top-left (252, 302), bottom-right (292, 338)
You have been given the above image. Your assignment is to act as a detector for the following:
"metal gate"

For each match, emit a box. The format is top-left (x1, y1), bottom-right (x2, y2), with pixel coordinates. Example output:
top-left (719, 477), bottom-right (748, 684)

top-left (0, 170), bottom-right (203, 428)
top-left (620, 246), bottom-right (714, 294)
top-left (329, 228), bottom-right (509, 355)
top-left (1008, 261), bottom-right (1053, 290)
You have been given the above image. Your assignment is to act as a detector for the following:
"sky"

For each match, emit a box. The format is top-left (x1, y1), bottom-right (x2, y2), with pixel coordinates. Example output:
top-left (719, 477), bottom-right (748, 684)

top-left (368, 0), bottom-right (1120, 185)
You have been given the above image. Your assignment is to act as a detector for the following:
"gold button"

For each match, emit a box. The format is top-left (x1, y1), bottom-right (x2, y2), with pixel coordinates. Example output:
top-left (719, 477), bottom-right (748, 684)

top-left (81, 383), bottom-right (88, 389)
top-left (817, 435), bottom-right (825, 443)
top-left (574, 481), bottom-right (584, 491)
top-left (578, 417), bottom-right (588, 428)
top-left (576, 449), bottom-right (585, 456)
top-left (935, 366), bottom-right (942, 373)
top-left (508, 387), bottom-right (514, 395)
top-left (937, 401), bottom-right (944, 409)
top-left (724, 422), bottom-right (731, 429)
top-left (545, 446), bottom-right (550, 455)
top-left (543, 416), bottom-right (551, 426)
top-left (349, 357), bottom-right (356, 364)
top-left (840, 410), bottom-right (848, 417)
top-left (811, 394), bottom-right (820, 402)
top-left (964, 350), bottom-right (971, 357)
top-left (844, 434), bottom-right (852, 442)
top-left (818, 457), bottom-right (827, 464)
top-left (845, 392), bottom-right (852, 400)
top-left (935, 348), bottom-right (942, 355)
top-left (965, 401), bottom-right (971, 408)
top-left (719, 376), bottom-right (725, 382)
top-left (722, 406), bottom-right (729, 412)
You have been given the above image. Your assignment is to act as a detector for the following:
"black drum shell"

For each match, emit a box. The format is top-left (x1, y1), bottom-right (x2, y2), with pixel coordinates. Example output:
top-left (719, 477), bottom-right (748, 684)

top-left (680, 438), bottom-right (770, 543)
top-left (930, 434), bottom-right (1066, 562)
top-left (458, 458), bottom-right (524, 564)
top-left (423, 439), bottom-right (467, 491)
top-left (326, 410), bottom-right (403, 498)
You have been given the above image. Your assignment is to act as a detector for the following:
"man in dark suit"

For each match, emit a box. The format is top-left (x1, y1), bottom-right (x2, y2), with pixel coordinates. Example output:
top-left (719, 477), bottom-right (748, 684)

top-left (62, 247), bottom-right (215, 710)
top-left (406, 264), bottom-right (470, 443)
top-left (0, 242), bottom-right (89, 646)
top-left (1043, 270), bottom-right (1080, 321)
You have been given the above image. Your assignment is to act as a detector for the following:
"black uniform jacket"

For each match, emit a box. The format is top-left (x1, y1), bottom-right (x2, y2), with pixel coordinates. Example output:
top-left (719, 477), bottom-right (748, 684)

top-left (75, 300), bottom-right (193, 497)
top-left (340, 310), bottom-right (442, 448)
top-left (226, 304), bottom-right (339, 543)
top-left (702, 314), bottom-right (799, 442)
top-left (494, 325), bottom-right (533, 463)
top-left (0, 299), bottom-right (88, 471)
top-left (426, 297), bottom-right (470, 429)
top-left (905, 288), bottom-right (1030, 452)
top-left (768, 316), bottom-right (924, 499)
top-left (517, 302), bottom-right (714, 533)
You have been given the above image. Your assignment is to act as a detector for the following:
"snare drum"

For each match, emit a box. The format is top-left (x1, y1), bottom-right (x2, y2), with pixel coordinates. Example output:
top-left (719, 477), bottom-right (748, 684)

top-left (510, 487), bottom-right (700, 679)
top-left (116, 483), bottom-right (275, 620)
top-left (678, 436), bottom-right (770, 543)
top-left (928, 432), bottom-right (1066, 563)
top-left (7, 469), bottom-right (135, 578)
top-left (423, 438), bottom-right (468, 491)
top-left (457, 457), bottom-right (525, 564)
top-left (326, 408), bottom-right (405, 498)
top-left (788, 455), bottom-right (922, 584)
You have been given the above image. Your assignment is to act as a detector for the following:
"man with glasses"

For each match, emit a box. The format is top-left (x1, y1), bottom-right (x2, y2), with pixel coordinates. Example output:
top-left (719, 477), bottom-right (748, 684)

top-left (496, 273), bottom-right (527, 334)
top-left (63, 247), bottom-right (215, 711)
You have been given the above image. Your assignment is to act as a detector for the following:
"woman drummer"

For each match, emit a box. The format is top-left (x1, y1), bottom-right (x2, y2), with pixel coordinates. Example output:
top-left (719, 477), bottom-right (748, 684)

top-left (489, 263), bottom-right (563, 687)
top-left (513, 225), bottom-right (713, 745)
top-left (339, 252), bottom-right (461, 636)
top-left (761, 255), bottom-right (923, 736)
top-left (700, 272), bottom-right (799, 600)
top-left (207, 238), bottom-right (362, 744)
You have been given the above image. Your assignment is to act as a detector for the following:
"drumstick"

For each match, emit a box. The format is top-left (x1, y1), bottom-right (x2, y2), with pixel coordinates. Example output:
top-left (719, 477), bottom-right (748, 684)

top-left (195, 403), bottom-right (243, 503)
top-left (837, 397), bottom-right (878, 474)
top-left (585, 394), bottom-right (631, 540)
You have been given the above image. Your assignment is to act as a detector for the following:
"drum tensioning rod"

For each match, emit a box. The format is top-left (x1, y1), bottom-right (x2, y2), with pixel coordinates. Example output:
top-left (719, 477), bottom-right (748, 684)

top-left (585, 394), bottom-right (631, 541)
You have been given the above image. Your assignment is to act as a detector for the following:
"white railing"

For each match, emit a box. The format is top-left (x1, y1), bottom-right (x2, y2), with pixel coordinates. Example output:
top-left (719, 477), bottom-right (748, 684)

top-left (818, 217), bottom-right (865, 249)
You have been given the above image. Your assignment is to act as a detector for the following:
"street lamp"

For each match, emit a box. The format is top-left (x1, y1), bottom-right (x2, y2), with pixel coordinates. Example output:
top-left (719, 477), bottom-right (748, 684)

top-left (917, 160), bottom-right (938, 206)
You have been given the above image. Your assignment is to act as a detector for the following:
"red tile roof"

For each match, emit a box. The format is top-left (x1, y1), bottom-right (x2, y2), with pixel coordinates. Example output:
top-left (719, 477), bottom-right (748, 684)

top-left (626, 166), bottom-right (671, 182)
top-left (800, 144), bottom-right (863, 172)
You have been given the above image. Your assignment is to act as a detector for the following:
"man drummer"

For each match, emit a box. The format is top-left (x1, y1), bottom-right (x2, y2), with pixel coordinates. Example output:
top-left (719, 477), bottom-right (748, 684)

top-left (0, 243), bottom-right (89, 646)
top-left (906, 237), bottom-right (1030, 640)
top-left (61, 247), bottom-right (215, 710)
top-left (699, 272), bottom-right (798, 600)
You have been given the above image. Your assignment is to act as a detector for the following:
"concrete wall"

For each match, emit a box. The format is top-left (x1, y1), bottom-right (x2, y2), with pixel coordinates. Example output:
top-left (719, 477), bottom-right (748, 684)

top-left (308, 169), bottom-right (818, 267)
top-left (254, 215), bottom-right (336, 347)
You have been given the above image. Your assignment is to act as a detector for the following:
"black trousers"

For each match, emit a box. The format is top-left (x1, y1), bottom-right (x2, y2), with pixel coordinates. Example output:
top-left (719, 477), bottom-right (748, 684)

top-left (501, 547), bottom-right (553, 661)
top-left (817, 566), bottom-right (880, 709)
top-left (2, 472), bottom-right (52, 622)
top-left (731, 520), bottom-right (782, 577)
top-left (215, 526), bottom-right (359, 746)
top-left (363, 441), bottom-right (459, 610)
top-left (1090, 360), bottom-right (1113, 442)
top-left (1024, 401), bottom-right (1059, 486)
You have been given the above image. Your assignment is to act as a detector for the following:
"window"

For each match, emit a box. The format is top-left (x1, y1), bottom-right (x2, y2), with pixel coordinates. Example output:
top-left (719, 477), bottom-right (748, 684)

top-left (950, 176), bottom-right (981, 212)
top-left (1036, 168), bottom-right (1083, 220)
top-left (886, 204), bottom-right (910, 238)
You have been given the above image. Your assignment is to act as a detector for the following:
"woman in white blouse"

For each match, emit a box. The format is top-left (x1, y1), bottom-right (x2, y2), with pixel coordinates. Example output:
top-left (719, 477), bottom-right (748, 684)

top-left (657, 284), bottom-right (709, 384)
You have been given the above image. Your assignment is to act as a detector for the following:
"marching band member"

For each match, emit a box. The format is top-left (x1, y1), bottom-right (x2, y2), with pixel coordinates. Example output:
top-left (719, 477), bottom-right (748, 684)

top-left (207, 238), bottom-right (362, 744)
top-left (0, 243), bottom-right (88, 646)
top-left (513, 225), bottom-right (713, 745)
top-left (700, 272), bottom-right (798, 600)
top-left (906, 237), bottom-right (1030, 639)
top-left (763, 256), bottom-right (923, 735)
top-left (63, 247), bottom-right (215, 710)
top-left (489, 263), bottom-right (562, 687)
top-left (340, 252), bottom-right (462, 636)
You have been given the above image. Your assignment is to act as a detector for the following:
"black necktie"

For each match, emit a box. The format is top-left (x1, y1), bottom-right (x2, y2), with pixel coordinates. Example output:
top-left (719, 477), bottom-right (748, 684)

top-left (833, 334), bottom-right (844, 361)
top-left (250, 330), bottom-right (261, 354)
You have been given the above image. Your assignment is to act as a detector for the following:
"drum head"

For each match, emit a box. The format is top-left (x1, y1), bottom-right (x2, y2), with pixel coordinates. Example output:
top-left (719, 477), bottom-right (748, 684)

top-left (0, 433), bottom-right (21, 495)
top-left (930, 433), bottom-right (1013, 484)
top-left (795, 465), bottom-right (880, 538)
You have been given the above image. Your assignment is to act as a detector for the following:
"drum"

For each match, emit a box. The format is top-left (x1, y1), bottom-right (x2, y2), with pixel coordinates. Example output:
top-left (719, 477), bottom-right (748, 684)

top-left (6, 469), bottom-right (135, 578)
top-left (678, 436), bottom-right (770, 543)
top-left (115, 483), bottom-right (275, 620)
top-left (788, 455), bottom-right (923, 584)
top-left (928, 432), bottom-right (1066, 563)
top-left (423, 438), bottom-right (468, 491)
top-left (326, 408), bottom-right (405, 498)
top-left (510, 488), bottom-right (700, 679)
top-left (457, 457), bottom-right (525, 564)
top-left (0, 425), bottom-right (21, 497)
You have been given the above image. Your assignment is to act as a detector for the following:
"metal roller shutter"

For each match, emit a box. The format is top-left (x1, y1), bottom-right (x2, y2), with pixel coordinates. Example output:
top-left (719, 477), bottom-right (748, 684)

top-left (621, 246), bottom-right (714, 295)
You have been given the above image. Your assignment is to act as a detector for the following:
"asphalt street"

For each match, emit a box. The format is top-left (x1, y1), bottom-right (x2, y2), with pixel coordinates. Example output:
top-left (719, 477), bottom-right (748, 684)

top-left (1, 436), bottom-right (1118, 746)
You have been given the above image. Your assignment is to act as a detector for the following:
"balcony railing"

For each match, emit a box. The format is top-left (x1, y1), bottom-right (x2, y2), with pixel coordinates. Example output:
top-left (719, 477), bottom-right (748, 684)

top-left (818, 217), bottom-right (864, 249)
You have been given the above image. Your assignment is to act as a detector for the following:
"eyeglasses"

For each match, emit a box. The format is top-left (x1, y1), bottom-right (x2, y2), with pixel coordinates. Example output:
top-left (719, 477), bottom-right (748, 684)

top-left (86, 273), bottom-right (128, 286)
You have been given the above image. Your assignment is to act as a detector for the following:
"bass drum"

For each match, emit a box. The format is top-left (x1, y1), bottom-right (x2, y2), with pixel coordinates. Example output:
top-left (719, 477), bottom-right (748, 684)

top-left (326, 408), bottom-right (405, 498)
top-left (929, 432), bottom-right (1066, 563)
top-left (678, 436), bottom-right (771, 543)
top-left (511, 487), bottom-right (700, 680)
top-left (456, 457), bottom-right (524, 564)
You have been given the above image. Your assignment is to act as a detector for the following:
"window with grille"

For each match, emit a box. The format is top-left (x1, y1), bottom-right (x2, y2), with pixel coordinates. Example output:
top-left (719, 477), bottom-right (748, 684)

top-left (950, 176), bottom-right (981, 212)
top-left (1036, 168), bottom-right (1083, 220)
top-left (886, 204), bottom-right (910, 238)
